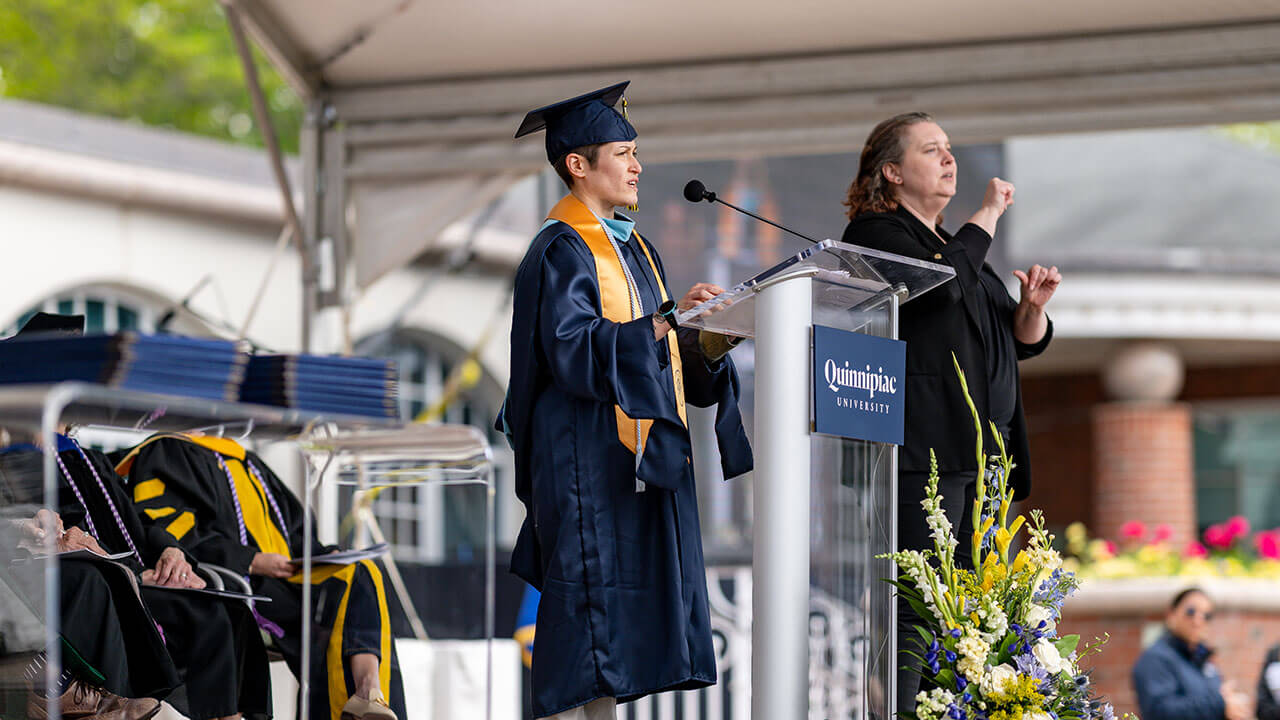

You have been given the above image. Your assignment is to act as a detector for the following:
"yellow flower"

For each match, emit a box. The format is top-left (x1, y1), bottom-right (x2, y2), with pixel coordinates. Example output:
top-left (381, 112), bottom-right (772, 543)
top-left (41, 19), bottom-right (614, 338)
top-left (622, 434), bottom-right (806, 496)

top-left (994, 527), bottom-right (1012, 555)
top-left (973, 516), bottom-right (996, 552)
top-left (1012, 549), bottom-right (1031, 574)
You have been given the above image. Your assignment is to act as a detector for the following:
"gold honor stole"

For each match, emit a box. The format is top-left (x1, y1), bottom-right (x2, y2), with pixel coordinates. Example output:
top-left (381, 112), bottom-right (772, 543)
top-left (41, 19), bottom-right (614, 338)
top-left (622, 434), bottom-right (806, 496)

top-left (546, 194), bottom-right (688, 464)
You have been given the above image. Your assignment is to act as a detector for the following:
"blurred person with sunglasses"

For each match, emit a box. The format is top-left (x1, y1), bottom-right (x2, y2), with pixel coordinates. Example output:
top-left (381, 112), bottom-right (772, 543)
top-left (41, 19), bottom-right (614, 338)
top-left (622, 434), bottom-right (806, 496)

top-left (1133, 587), bottom-right (1251, 720)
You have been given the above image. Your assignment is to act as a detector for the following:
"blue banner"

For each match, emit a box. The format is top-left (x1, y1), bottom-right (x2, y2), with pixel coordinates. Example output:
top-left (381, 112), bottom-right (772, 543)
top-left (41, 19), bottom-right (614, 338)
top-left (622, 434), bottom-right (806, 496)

top-left (813, 325), bottom-right (905, 444)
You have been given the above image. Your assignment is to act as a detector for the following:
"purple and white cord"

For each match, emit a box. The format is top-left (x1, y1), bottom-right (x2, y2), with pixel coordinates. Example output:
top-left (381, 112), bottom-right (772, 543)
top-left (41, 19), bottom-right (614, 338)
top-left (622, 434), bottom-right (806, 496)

top-left (56, 444), bottom-right (144, 565)
top-left (70, 443), bottom-right (143, 565)
top-left (215, 454), bottom-right (285, 639)
top-left (215, 455), bottom-right (251, 546)
top-left (246, 460), bottom-right (289, 539)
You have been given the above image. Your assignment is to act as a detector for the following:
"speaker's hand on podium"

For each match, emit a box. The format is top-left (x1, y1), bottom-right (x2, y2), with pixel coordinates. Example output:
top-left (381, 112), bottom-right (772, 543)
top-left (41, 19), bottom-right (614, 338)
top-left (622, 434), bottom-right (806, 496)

top-left (678, 283), bottom-right (726, 313)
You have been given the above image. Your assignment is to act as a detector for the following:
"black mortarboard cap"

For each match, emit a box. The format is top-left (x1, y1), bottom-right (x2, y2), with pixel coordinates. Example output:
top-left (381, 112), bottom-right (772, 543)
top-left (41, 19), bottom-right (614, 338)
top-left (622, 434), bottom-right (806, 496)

top-left (16, 312), bottom-right (85, 337)
top-left (515, 81), bottom-right (637, 164)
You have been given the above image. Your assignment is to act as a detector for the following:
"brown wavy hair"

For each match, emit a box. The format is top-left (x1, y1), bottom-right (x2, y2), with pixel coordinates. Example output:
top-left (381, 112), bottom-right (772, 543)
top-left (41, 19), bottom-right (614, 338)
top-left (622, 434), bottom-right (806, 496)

top-left (843, 112), bottom-right (935, 220)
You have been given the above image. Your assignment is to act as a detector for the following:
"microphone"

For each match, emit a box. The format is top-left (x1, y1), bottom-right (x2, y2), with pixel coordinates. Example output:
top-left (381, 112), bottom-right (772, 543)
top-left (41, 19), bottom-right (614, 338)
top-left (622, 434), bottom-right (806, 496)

top-left (682, 179), bottom-right (818, 245)
top-left (683, 179), bottom-right (715, 203)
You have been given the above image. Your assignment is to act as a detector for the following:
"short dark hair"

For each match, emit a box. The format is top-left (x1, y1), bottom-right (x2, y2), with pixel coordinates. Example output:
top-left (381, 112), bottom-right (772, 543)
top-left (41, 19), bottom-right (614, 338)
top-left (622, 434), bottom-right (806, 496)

top-left (1170, 587), bottom-right (1208, 610)
top-left (554, 144), bottom-right (603, 188)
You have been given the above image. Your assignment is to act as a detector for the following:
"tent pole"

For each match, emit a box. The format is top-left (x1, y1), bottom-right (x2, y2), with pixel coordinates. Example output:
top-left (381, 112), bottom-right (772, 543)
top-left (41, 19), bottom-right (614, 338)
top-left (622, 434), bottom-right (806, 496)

top-left (223, 2), bottom-right (314, 350)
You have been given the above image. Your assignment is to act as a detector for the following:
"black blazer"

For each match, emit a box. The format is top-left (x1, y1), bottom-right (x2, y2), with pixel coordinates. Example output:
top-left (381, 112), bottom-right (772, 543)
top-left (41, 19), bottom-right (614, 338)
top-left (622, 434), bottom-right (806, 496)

top-left (841, 206), bottom-right (1051, 500)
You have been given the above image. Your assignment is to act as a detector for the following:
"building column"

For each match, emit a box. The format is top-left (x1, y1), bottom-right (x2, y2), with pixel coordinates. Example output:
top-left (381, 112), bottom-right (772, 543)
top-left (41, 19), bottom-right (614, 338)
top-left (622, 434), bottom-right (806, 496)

top-left (1091, 343), bottom-right (1196, 544)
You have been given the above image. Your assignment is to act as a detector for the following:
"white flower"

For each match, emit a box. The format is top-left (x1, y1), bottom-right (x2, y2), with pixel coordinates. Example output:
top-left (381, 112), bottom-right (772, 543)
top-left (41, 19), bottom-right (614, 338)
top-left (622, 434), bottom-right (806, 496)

top-left (956, 630), bottom-right (991, 683)
top-left (1032, 638), bottom-right (1069, 675)
top-left (983, 601), bottom-right (1009, 640)
top-left (982, 663), bottom-right (1018, 695)
top-left (1024, 604), bottom-right (1056, 633)
top-left (1023, 711), bottom-right (1054, 720)
top-left (915, 688), bottom-right (956, 720)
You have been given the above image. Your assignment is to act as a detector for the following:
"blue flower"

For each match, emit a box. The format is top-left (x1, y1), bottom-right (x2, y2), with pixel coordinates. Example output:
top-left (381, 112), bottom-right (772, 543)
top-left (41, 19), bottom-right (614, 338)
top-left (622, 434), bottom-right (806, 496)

top-left (931, 638), bottom-right (942, 652)
top-left (956, 676), bottom-right (968, 691)
top-left (1010, 623), bottom-right (1023, 636)
top-left (948, 704), bottom-right (966, 720)
top-left (962, 692), bottom-right (973, 704)
top-left (1014, 651), bottom-right (1053, 693)
top-left (950, 628), bottom-right (962, 639)
top-left (945, 651), bottom-right (957, 663)
top-left (930, 662), bottom-right (942, 675)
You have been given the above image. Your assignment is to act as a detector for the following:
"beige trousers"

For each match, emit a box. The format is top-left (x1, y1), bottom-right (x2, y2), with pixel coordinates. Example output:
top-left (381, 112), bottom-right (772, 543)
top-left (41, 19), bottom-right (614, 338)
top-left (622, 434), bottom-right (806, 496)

top-left (538, 696), bottom-right (617, 720)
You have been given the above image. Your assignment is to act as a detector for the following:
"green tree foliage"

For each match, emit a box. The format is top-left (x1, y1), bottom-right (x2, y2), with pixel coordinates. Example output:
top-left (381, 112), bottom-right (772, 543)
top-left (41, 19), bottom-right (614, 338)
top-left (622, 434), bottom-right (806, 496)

top-left (0, 0), bottom-right (302, 152)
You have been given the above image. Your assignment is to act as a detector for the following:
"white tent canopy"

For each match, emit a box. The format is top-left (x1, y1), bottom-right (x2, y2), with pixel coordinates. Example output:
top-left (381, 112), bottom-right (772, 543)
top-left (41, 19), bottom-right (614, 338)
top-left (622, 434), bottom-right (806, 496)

top-left (222, 0), bottom-right (1280, 332)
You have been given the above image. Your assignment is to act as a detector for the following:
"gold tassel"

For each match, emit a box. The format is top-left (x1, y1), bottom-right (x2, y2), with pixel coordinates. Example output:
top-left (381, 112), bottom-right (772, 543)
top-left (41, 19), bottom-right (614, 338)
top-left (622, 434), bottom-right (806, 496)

top-left (622, 97), bottom-right (639, 212)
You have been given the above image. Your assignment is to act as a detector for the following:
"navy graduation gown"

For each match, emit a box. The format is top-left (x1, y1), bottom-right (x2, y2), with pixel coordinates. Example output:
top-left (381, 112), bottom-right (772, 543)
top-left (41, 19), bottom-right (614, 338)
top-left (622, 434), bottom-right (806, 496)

top-left (503, 211), bottom-right (752, 717)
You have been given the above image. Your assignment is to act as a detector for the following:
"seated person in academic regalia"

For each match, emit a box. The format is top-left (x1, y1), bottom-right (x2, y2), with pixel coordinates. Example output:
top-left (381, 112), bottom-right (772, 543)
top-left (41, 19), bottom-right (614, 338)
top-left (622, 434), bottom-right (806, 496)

top-left (0, 313), bottom-right (271, 720)
top-left (3, 507), bottom-right (179, 720)
top-left (0, 435), bottom-right (273, 720)
top-left (499, 83), bottom-right (753, 720)
top-left (116, 433), bottom-right (405, 720)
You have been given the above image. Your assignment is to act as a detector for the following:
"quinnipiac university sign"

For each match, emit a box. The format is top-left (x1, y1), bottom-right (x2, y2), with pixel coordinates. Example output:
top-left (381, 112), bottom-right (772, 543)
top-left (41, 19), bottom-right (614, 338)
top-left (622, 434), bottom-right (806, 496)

top-left (812, 324), bottom-right (905, 445)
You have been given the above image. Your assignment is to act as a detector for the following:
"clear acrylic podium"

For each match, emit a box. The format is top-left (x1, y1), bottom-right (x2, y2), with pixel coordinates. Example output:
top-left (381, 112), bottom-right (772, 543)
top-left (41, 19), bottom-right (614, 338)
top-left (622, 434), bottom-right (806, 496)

top-left (679, 240), bottom-right (954, 719)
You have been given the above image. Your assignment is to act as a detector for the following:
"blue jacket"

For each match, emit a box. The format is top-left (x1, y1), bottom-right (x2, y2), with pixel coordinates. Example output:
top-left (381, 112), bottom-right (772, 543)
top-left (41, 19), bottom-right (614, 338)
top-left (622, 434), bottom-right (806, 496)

top-left (1133, 633), bottom-right (1224, 720)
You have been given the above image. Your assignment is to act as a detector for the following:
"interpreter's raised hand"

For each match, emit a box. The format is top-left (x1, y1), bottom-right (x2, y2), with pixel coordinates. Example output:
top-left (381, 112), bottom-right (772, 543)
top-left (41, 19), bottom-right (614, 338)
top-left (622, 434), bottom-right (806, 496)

top-left (250, 551), bottom-right (298, 579)
top-left (1012, 264), bottom-right (1062, 310)
top-left (143, 546), bottom-right (204, 588)
top-left (678, 283), bottom-right (726, 313)
top-left (58, 526), bottom-right (106, 555)
top-left (982, 177), bottom-right (1016, 216)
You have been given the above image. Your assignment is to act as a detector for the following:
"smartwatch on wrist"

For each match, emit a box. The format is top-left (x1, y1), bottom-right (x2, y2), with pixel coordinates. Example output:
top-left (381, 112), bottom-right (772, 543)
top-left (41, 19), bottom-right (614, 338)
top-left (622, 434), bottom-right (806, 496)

top-left (655, 300), bottom-right (679, 330)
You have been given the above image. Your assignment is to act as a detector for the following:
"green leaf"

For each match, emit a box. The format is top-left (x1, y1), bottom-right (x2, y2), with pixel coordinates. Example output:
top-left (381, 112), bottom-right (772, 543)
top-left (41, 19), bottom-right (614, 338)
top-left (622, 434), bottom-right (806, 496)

top-left (1054, 634), bottom-right (1080, 657)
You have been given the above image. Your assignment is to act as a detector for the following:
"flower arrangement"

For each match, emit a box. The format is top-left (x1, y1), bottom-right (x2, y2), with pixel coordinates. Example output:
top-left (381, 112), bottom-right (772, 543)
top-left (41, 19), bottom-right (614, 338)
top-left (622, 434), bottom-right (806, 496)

top-left (882, 356), bottom-right (1116, 720)
top-left (1065, 515), bottom-right (1280, 580)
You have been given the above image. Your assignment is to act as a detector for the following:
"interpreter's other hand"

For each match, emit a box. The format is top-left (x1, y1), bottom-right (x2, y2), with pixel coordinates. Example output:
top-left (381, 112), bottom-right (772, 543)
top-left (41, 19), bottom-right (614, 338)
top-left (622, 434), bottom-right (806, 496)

top-left (58, 527), bottom-right (106, 555)
top-left (149, 546), bottom-right (204, 588)
top-left (981, 177), bottom-right (1016, 216)
top-left (1013, 264), bottom-right (1061, 310)
top-left (678, 283), bottom-right (726, 313)
top-left (250, 552), bottom-right (298, 579)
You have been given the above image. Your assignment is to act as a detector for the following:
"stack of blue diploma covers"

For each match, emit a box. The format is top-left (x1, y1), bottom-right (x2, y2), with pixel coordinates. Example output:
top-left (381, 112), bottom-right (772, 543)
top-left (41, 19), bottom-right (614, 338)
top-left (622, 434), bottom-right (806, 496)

top-left (0, 332), bottom-right (248, 401)
top-left (239, 354), bottom-right (399, 419)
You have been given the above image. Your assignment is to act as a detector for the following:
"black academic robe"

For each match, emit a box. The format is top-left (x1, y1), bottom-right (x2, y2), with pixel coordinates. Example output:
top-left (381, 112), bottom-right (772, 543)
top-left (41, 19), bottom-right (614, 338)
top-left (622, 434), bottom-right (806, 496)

top-left (502, 216), bottom-right (753, 717)
top-left (0, 437), bottom-right (271, 720)
top-left (117, 434), bottom-right (406, 720)
top-left (841, 207), bottom-right (1051, 500)
top-left (0, 447), bottom-right (180, 702)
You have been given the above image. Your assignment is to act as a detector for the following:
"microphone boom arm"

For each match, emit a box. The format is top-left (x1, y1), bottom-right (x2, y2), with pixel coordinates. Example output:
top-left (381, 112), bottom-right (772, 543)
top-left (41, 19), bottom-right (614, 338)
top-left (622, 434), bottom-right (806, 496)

top-left (683, 178), bottom-right (819, 246)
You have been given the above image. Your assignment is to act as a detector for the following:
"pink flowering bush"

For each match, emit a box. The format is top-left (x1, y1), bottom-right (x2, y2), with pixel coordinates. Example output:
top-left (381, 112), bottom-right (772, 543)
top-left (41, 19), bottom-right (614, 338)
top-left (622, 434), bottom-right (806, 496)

top-left (1065, 515), bottom-right (1280, 579)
